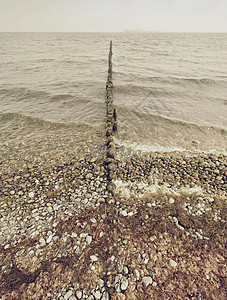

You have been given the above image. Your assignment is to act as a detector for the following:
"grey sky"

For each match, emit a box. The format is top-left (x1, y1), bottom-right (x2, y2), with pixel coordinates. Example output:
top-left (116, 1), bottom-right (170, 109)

top-left (0, 0), bottom-right (226, 32)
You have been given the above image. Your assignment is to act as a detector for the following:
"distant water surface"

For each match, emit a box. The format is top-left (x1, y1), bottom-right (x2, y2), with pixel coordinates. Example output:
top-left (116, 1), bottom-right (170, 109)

top-left (0, 32), bottom-right (226, 155)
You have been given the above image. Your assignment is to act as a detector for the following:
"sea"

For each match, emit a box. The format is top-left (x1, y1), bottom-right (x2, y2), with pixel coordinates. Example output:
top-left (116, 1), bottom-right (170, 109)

top-left (0, 32), bottom-right (227, 160)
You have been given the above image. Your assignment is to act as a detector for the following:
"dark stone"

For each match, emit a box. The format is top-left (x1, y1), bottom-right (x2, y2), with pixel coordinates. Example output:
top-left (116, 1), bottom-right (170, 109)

top-left (107, 147), bottom-right (115, 158)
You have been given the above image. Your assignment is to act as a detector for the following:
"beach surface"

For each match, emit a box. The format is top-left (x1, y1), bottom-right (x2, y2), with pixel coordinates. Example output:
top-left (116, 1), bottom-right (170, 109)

top-left (0, 144), bottom-right (226, 299)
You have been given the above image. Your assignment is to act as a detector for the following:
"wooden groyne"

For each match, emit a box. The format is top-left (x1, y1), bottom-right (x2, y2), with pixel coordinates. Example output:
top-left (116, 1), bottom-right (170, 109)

top-left (105, 41), bottom-right (117, 204)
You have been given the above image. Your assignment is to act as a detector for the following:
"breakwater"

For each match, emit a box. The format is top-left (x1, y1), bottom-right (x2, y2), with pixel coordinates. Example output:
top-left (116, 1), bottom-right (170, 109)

top-left (105, 41), bottom-right (118, 204)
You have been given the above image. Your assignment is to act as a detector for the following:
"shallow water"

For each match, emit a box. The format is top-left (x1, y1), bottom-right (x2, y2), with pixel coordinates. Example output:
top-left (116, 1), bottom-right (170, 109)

top-left (0, 32), bottom-right (227, 154)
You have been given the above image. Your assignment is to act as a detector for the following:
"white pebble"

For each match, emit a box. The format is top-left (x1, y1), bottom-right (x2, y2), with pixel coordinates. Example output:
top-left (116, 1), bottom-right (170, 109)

top-left (76, 290), bottom-right (82, 299)
top-left (170, 259), bottom-right (177, 267)
top-left (39, 237), bottom-right (46, 246)
top-left (29, 192), bottom-right (34, 198)
top-left (86, 235), bottom-right (92, 245)
top-left (101, 291), bottom-right (109, 300)
top-left (64, 290), bottom-right (73, 299)
top-left (121, 277), bottom-right (128, 291)
top-left (46, 235), bottom-right (53, 244)
top-left (142, 276), bottom-right (153, 288)
top-left (90, 255), bottom-right (98, 262)
top-left (134, 269), bottom-right (140, 281)
top-left (110, 255), bottom-right (115, 262)
top-left (94, 290), bottom-right (101, 299)
top-left (169, 198), bottom-right (175, 204)
top-left (121, 210), bottom-right (128, 217)
top-left (35, 249), bottom-right (43, 256)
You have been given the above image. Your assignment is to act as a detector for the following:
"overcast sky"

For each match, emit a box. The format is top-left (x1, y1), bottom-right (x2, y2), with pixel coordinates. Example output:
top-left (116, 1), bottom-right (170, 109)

top-left (0, 0), bottom-right (226, 32)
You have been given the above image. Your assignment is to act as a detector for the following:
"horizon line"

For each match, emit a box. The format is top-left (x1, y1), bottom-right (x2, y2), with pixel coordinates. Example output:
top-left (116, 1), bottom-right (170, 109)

top-left (0, 30), bottom-right (226, 34)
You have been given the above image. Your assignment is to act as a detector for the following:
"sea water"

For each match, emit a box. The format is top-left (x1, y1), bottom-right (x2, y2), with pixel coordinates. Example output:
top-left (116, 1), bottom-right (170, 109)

top-left (0, 32), bottom-right (226, 155)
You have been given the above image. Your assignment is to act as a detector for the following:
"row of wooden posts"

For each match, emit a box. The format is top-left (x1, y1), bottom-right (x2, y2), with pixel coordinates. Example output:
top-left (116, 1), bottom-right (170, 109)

top-left (105, 41), bottom-right (117, 204)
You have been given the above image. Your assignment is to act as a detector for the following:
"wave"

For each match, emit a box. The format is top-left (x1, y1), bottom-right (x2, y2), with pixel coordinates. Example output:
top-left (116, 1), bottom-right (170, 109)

top-left (116, 104), bottom-right (227, 134)
top-left (114, 72), bottom-right (221, 86)
top-left (114, 138), bottom-right (227, 156)
top-left (114, 83), bottom-right (172, 96)
top-left (0, 87), bottom-right (102, 105)
top-left (0, 87), bottom-right (49, 101)
top-left (35, 58), bottom-right (55, 63)
top-left (0, 111), bottom-right (101, 131)
top-left (49, 94), bottom-right (74, 102)
top-left (115, 104), bottom-right (227, 153)
top-left (176, 77), bottom-right (216, 85)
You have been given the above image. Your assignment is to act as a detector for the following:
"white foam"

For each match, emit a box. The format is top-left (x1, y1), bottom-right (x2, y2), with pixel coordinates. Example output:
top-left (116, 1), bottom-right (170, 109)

top-left (114, 180), bottom-right (131, 199)
top-left (115, 138), bottom-right (227, 155)
top-left (115, 139), bottom-right (188, 153)
top-left (114, 179), bottom-right (205, 200)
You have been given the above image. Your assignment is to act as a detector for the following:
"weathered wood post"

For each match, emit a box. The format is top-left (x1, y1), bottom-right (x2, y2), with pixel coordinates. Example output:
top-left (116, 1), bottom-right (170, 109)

top-left (105, 41), bottom-right (117, 204)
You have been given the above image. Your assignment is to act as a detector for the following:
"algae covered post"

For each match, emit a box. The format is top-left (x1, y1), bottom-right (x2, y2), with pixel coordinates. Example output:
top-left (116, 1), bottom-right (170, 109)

top-left (105, 41), bottom-right (117, 204)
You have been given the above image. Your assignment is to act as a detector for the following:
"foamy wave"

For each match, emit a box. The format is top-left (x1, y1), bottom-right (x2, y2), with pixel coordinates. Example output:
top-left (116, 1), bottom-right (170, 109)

top-left (114, 179), bottom-right (204, 201)
top-left (114, 138), bottom-right (227, 155)
top-left (115, 138), bottom-right (188, 153)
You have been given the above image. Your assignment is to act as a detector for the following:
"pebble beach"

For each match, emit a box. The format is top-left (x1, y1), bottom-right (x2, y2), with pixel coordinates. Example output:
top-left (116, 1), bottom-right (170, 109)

top-left (0, 139), bottom-right (226, 299)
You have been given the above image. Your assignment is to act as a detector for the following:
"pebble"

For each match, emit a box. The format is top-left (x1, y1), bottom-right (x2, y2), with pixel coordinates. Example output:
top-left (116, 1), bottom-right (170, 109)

top-left (76, 290), bottom-right (83, 299)
top-left (94, 290), bottom-right (101, 299)
top-left (169, 198), bottom-right (175, 204)
top-left (101, 292), bottom-right (109, 300)
top-left (16, 249), bottom-right (25, 256)
top-left (170, 259), bottom-right (178, 268)
top-left (35, 249), bottom-right (43, 256)
top-left (39, 237), bottom-right (46, 247)
top-left (115, 282), bottom-right (121, 293)
top-left (121, 210), bottom-right (128, 217)
top-left (46, 235), bottom-right (53, 244)
top-left (120, 277), bottom-right (128, 291)
top-left (110, 255), bottom-right (115, 262)
top-left (90, 255), bottom-right (98, 262)
top-left (144, 258), bottom-right (149, 264)
top-left (86, 235), bottom-right (93, 245)
top-left (142, 276), bottom-right (153, 288)
top-left (29, 192), bottom-right (34, 198)
top-left (64, 290), bottom-right (73, 299)
top-left (134, 269), bottom-right (140, 281)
